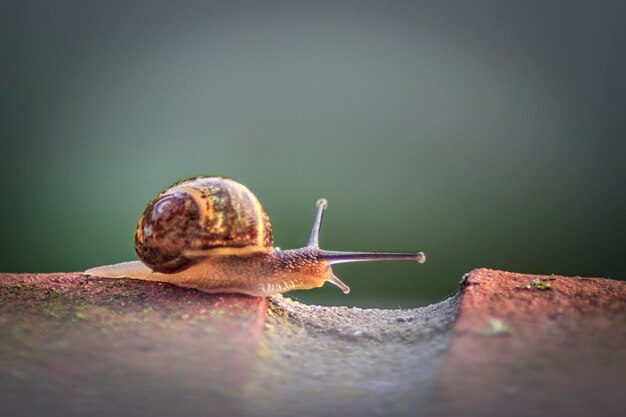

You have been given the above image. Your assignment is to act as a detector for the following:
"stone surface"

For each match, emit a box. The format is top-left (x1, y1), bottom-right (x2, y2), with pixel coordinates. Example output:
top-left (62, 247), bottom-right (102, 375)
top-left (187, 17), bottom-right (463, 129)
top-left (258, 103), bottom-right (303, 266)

top-left (246, 294), bottom-right (459, 417)
top-left (0, 273), bottom-right (268, 417)
top-left (0, 272), bottom-right (459, 417)
top-left (1, 269), bottom-right (624, 417)
top-left (432, 268), bottom-right (626, 417)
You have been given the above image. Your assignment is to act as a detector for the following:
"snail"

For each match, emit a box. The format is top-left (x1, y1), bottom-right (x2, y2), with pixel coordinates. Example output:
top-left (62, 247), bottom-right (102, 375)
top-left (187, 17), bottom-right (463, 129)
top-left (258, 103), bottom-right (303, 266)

top-left (85, 176), bottom-right (426, 296)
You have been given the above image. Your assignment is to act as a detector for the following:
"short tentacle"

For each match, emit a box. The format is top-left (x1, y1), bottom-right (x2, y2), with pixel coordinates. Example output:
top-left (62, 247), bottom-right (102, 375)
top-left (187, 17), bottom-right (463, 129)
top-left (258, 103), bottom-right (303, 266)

top-left (326, 272), bottom-right (350, 294)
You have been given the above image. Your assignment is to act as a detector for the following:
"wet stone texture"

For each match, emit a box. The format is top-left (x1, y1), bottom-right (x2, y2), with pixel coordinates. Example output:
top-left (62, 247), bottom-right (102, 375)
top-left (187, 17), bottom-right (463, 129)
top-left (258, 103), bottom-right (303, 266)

top-left (432, 268), bottom-right (626, 417)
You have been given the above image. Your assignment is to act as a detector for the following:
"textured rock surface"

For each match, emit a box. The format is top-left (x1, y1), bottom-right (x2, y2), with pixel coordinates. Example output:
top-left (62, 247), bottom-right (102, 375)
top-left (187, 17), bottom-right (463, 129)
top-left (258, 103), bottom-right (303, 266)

top-left (247, 294), bottom-right (459, 417)
top-left (1, 269), bottom-right (624, 417)
top-left (0, 273), bottom-right (267, 417)
top-left (0, 272), bottom-right (458, 417)
top-left (432, 268), bottom-right (626, 417)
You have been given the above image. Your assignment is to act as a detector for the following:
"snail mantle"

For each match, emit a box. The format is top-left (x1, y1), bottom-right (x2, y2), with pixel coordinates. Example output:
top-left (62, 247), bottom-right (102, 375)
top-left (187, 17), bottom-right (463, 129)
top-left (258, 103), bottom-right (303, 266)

top-left (0, 269), bottom-right (624, 417)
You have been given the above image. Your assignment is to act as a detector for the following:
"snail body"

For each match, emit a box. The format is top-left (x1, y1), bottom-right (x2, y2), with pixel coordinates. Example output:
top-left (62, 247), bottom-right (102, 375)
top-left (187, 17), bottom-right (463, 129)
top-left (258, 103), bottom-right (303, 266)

top-left (85, 176), bottom-right (426, 296)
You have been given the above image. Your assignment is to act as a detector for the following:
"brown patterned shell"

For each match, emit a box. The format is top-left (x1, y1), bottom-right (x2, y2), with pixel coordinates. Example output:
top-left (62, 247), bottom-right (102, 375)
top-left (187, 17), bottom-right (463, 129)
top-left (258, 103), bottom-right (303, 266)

top-left (135, 177), bottom-right (273, 273)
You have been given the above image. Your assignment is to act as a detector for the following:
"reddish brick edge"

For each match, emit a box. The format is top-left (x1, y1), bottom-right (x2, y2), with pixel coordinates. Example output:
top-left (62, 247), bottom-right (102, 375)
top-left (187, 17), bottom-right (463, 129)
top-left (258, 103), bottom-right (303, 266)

top-left (431, 268), bottom-right (626, 417)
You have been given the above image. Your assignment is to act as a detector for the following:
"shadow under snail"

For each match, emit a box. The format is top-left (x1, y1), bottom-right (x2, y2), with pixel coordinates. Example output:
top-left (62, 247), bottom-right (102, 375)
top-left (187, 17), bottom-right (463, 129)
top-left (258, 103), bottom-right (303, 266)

top-left (85, 176), bottom-right (426, 296)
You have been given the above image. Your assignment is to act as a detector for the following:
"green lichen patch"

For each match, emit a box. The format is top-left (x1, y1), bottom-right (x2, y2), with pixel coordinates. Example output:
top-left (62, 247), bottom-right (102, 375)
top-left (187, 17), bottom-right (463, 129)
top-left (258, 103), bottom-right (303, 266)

top-left (517, 278), bottom-right (552, 291)
top-left (477, 318), bottom-right (512, 336)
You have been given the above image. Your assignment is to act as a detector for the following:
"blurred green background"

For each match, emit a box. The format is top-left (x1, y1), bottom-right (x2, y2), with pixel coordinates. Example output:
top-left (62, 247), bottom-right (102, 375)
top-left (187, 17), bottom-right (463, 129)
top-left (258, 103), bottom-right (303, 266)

top-left (2, 0), bottom-right (625, 307)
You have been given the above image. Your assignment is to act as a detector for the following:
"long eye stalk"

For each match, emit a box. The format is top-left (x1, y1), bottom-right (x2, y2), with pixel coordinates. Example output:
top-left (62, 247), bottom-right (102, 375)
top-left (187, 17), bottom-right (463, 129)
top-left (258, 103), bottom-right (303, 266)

top-left (306, 198), bottom-right (426, 265)
top-left (319, 250), bottom-right (426, 265)
top-left (306, 198), bottom-right (328, 248)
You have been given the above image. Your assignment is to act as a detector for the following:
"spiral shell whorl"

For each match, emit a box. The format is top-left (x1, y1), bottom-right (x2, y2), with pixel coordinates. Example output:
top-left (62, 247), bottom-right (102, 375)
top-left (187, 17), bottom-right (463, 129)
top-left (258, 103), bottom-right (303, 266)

top-left (135, 177), bottom-right (273, 273)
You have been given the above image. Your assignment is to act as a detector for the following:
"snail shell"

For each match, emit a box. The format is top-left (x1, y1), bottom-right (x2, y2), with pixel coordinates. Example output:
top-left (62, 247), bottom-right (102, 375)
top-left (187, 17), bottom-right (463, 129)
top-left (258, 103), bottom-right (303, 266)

top-left (135, 176), bottom-right (273, 273)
